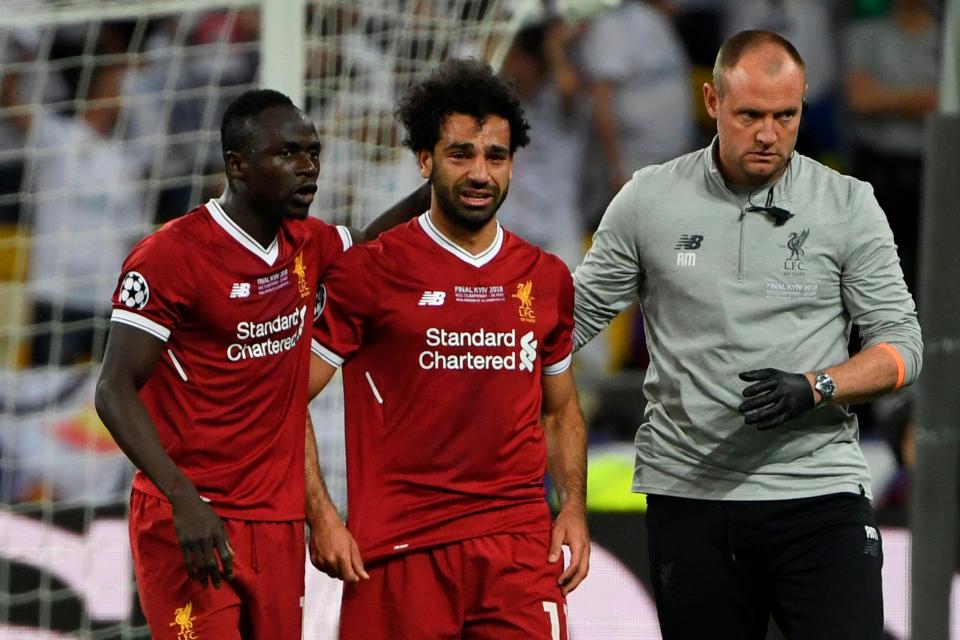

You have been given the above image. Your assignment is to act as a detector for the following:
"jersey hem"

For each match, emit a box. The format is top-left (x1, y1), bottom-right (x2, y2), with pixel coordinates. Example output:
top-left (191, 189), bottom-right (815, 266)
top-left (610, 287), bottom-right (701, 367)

top-left (131, 483), bottom-right (305, 522)
top-left (360, 518), bottom-right (552, 565)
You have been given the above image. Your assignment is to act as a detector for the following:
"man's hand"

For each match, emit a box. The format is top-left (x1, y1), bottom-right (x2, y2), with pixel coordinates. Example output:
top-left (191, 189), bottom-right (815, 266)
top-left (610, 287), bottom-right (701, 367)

top-left (170, 493), bottom-right (234, 589)
top-left (308, 509), bottom-right (368, 583)
top-left (739, 368), bottom-right (816, 430)
top-left (548, 506), bottom-right (590, 595)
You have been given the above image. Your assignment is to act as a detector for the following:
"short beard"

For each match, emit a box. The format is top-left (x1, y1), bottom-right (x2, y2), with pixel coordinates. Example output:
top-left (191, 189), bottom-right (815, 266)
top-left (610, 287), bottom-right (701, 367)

top-left (432, 170), bottom-right (507, 232)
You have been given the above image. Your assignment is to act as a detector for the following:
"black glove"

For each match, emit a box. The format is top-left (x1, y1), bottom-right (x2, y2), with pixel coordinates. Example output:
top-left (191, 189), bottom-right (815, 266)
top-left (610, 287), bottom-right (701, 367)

top-left (738, 368), bottom-right (816, 430)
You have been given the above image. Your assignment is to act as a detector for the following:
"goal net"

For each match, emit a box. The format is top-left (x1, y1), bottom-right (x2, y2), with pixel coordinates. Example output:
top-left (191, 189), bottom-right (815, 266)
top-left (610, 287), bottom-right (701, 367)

top-left (0, 1), bottom-right (535, 637)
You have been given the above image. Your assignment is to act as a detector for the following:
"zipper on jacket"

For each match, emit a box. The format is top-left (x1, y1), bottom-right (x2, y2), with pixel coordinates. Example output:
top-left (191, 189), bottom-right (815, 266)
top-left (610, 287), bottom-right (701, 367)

top-left (738, 207), bottom-right (746, 281)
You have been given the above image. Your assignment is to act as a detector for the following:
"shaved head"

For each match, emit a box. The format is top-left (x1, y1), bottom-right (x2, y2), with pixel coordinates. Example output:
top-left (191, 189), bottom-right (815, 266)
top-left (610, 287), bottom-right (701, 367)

top-left (713, 30), bottom-right (805, 97)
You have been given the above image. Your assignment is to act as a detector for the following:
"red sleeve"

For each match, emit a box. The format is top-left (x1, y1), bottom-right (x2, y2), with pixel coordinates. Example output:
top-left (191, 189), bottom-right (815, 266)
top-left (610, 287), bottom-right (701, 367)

top-left (306, 216), bottom-right (353, 281)
top-left (110, 230), bottom-right (195, 342)
top-left (541, 259), bottom-right (574, 375)
top-left (311, 245), bottom-right (377, 367)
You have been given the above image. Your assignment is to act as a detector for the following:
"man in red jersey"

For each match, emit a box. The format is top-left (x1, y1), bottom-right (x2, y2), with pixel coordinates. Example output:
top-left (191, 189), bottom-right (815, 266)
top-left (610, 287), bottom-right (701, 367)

top-left (94, 89), bottom-right (418, 639)
top-left (307, 59), bottom-right (590, 639)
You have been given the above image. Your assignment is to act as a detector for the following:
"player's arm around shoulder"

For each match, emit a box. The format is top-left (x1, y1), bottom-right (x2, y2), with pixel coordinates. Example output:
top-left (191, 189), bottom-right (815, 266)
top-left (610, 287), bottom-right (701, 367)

top-left (541, 368), bottom-right (590, 595)
top-left (335, 181), bottom-right (430, 245)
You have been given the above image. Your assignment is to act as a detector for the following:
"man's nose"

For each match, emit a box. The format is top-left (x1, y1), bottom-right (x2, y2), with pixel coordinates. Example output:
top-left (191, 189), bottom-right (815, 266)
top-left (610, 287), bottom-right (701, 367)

top-left (467, 157), bottom-right (490, 183)
top-left (756, 117), bottom-right (777, 146)
top-left (297, 153), bottom-right (319, 176)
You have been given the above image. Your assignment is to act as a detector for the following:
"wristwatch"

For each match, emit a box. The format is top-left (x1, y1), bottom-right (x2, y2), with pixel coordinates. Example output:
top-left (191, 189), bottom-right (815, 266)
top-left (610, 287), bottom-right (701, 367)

top-left (813, 370), bottom-right (836, 404)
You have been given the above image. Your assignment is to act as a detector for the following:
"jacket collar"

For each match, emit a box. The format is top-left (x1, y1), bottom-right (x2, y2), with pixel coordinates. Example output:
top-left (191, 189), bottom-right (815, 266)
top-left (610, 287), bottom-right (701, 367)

top-left (702, 135), bottom-right (797, 207)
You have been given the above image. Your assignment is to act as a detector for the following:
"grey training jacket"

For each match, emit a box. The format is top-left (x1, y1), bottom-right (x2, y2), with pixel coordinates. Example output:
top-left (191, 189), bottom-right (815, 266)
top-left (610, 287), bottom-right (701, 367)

top-left (573, 140), bottom-right (922, 501)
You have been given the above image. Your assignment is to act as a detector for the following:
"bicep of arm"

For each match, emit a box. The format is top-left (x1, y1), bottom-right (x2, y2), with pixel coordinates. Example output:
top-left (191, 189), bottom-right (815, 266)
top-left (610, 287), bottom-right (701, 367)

top-left (96, 322), bottom-right (165, 400)
top-left (541, 368), bottom-right (578, 419)
top-left (94, 323), bottom-right (194, 496)
top-left (309, 353), bottom-right (338, 400)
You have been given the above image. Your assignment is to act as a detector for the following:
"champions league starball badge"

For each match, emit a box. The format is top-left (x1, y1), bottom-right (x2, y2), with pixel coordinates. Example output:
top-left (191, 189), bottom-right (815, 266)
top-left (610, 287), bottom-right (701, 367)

top-left (119, 271), bottom-right (150, 310)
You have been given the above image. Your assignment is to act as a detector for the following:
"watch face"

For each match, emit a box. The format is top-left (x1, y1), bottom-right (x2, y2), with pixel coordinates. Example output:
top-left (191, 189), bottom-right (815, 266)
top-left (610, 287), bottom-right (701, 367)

top-left (816, 373), bottom-right (836, 399)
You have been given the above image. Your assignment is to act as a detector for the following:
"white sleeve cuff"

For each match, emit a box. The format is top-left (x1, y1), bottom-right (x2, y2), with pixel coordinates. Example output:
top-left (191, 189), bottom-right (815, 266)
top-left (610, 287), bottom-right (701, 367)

top-left (311, 339), bottom-right (344, 367)
top-left (337, 225), bottom-right (353, 252)
top-left (111, 309), bottom-right (171, 342)
top-left (542, 353), bottom-right (572, 376)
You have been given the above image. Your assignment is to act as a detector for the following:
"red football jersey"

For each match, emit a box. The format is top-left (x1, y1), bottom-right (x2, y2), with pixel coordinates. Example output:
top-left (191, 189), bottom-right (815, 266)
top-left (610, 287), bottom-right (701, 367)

top-left (312, 213), bottom-right (574, 562)
top-left (111, 199), bottom-right (351, 520)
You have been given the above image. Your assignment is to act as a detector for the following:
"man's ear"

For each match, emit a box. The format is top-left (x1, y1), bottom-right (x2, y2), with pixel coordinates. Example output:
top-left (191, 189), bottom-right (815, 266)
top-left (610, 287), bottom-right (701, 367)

top-left (417, 149), bottom-right (432, 179)
top-left (703, 82), bottom-right (720, 120)
top-left (225, 151), bottom-right (244, 180)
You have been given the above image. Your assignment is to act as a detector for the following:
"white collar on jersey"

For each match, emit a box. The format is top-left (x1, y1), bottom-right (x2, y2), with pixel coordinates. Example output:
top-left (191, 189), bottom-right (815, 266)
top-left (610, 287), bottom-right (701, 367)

top-left (417, 212), bottom-right (503, 268)
top-left (207, 198), bottom-right (280, 266)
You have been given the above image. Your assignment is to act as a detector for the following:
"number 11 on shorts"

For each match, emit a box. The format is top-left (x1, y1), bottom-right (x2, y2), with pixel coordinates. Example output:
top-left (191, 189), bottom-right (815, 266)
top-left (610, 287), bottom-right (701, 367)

top-left (542, 601), bottom-right (568, 640)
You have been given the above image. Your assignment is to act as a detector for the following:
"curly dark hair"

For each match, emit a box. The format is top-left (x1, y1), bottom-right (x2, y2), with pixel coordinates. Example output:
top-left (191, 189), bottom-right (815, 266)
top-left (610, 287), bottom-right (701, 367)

top-left (395, 58), bottom-right (530, 154)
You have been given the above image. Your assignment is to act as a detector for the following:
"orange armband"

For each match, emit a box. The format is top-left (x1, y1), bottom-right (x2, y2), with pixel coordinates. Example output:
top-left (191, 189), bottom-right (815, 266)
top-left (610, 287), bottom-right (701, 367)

top-left (876, 343), bottom-right (906, 390)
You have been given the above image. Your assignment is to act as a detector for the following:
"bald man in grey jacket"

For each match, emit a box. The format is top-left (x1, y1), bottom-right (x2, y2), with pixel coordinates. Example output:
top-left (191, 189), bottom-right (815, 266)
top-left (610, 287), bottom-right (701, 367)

top-left (574, 30), bottom-right (921, 639)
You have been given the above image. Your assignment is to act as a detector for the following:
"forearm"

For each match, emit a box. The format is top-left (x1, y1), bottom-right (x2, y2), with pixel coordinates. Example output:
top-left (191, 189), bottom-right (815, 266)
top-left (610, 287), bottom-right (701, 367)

top-left (543, 400), bottom-right (587, 511)
top-left (305, 412), bottom-right (340, 523)
top-left (94, 378), bottom-right (197, 502)
top-left (543, 21), bottom-right (579, 109)
top-left (845, 73), bottom-right (937, 119)
top-left (361, 181), bottom-right (430, 240)
top-left (805, 343), bottom-right (903, 406)
top-left (0, 71), bottom-right (30, 132)
top-left (591, 82), bottom-right (625, 185)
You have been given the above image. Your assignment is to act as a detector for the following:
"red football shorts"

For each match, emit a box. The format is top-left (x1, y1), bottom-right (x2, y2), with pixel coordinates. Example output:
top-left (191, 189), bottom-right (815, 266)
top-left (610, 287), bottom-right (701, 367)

top-left (339, 531), bottom-right (568, 639)
top-left (128, 490), bottom-right (305, 640)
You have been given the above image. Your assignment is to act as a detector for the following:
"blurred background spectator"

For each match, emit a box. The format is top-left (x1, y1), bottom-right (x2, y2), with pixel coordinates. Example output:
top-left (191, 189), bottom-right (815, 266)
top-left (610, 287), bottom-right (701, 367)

top-left (843, 0), bottom-right (940, 294)
top-left (1, 58), bottom-right (151, 366)
top-left (577, 0), bottom-right (696, 229)
top-left (498, 20), bottom-right (589, 270)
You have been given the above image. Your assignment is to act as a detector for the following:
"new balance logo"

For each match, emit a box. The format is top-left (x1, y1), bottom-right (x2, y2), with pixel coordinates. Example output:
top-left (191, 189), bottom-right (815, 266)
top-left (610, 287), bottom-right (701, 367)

top-left (674, 234), bottom-right (704, 250)
top-left (230, 283), bottom-right (251, 298)
top-left (418, 291), bottom-right (446, 306)
top-left (865, 526), bottom-right (879, 541)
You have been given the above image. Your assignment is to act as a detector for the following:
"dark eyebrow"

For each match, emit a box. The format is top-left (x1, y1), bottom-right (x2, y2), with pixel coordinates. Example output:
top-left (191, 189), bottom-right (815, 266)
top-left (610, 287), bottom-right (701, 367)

top-left (444, 142), bottom-right (476, 152)
top-left (277, 138), bottom-right (322, 151)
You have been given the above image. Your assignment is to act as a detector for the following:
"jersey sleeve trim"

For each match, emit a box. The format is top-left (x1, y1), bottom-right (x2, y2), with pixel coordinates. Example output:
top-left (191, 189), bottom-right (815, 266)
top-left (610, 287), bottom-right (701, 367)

top-left (336, 225), bottom-right (353, 252)
top-left (311, 339), bottom-right (344, 367)
top-left (111, 309), bottom-right (171, 342)
top-left (543, 353), bottom-right (572, 376)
